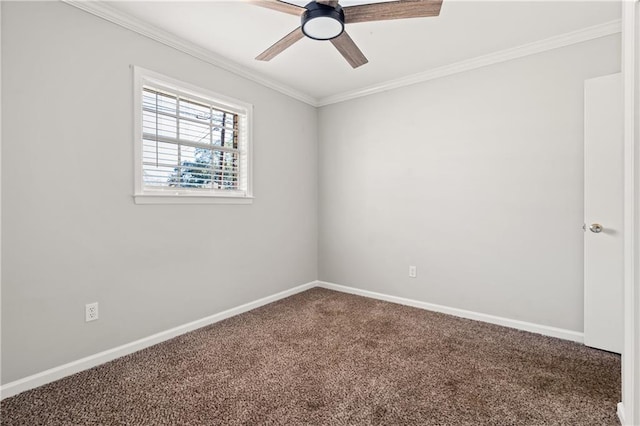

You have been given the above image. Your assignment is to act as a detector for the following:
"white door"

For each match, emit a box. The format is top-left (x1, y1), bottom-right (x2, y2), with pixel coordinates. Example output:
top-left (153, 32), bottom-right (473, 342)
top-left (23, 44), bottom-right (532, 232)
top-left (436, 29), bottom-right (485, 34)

top-left (584, 73), bottom-right (624, 354)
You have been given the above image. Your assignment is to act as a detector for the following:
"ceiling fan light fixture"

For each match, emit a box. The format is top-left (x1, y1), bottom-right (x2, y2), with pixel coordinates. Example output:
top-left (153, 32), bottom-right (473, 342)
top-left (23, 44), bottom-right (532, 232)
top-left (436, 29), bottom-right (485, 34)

top-left (301, 2), bottom-right (345, 41)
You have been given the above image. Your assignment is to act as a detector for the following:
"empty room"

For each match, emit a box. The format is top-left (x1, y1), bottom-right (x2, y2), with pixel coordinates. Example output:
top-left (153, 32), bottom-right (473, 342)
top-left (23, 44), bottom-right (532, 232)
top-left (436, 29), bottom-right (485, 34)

top-left (1, 0), bottom-right (640, 424)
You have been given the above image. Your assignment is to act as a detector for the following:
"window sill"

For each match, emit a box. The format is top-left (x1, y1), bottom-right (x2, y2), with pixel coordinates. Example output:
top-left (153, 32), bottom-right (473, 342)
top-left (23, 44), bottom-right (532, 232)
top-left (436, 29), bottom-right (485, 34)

top-left (134, 194), bottom-right (254, 205)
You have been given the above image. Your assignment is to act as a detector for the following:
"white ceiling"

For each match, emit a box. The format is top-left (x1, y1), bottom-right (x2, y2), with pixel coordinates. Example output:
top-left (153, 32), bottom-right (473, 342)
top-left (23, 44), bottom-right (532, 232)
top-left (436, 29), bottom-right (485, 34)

top-left (104, 0), bottom-right (621, 101)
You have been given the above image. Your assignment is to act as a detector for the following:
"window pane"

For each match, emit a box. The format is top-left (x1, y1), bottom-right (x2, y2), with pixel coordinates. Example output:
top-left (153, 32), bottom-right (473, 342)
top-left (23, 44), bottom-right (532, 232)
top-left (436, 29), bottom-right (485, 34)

top-left (211, 110), bottom-right (236, 129)
top-left (157, 115), bottom-right (176, 138)
top-left (143, 164), bottom-right (174, 187)
top-left (179, 119), bottom-right (211, 144)
top-left (156, 142), bottom-right (179, 164)
top-left (211, 128), bottom-right (236, 147)
top-left (211, 150), bottom-right (239, 190)
top-left (179, 98), bottom-right (209, 122)
top-left (142, 110), bottom-right (157, 135)
top-left (223, 130), bottom-right (236, 148)
top-left (156, 92), bottom-right (176, 115)
top-left (175, 146), bottom-right (213, 188)
top-left (143, 113), bottom-right (177, 139)
top-left (143, 89), bottom-right (177, 113)
top-left (142, 89), bottom-right (157, 110)
top-left (211, 110), bottom-right (226, 128)
top-left (143, 141), bottom-right (179, 164)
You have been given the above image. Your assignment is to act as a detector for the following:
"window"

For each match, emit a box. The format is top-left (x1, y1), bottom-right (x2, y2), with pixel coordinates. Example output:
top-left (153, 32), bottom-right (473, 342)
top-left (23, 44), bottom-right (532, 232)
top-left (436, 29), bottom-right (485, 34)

top-left (133, 67), bottom-right (253, 204)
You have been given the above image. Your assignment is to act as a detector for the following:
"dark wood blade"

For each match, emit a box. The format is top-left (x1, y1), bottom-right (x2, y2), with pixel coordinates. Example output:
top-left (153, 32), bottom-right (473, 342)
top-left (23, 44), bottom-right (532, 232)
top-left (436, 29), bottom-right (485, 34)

top-left (256, 27), bottom-right (305, 61)
top-left (249, 0), bottom-right (305, 16)
top-left (344, 0), bottom-right (443, 24)
top-left (330, 31), bottom-right (368, 68)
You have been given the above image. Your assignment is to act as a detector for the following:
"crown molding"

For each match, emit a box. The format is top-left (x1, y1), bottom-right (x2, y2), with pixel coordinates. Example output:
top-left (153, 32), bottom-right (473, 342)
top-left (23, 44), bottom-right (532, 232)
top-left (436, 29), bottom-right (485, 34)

top-left (61, 0), bottom-right (320, 107)
top-left (60, 1), bottom-right (621, 109)
top-left (317, 19), bottom-right (622, 107)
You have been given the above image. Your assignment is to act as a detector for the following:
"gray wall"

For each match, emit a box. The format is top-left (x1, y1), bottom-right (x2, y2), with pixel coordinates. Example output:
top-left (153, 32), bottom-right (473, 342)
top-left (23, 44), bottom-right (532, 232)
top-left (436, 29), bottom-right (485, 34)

top-left (1, 2), bottom-right (318, 383)
top-left (318, 35), bottom-right (620, 332)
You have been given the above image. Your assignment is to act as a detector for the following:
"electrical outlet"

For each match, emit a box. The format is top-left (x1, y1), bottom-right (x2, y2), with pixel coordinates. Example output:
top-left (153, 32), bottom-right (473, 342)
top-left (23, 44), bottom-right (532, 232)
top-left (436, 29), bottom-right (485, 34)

top-left (409, 265), bottom-right (417, 278)
top-left (85, 302), bottom-right (99, 322)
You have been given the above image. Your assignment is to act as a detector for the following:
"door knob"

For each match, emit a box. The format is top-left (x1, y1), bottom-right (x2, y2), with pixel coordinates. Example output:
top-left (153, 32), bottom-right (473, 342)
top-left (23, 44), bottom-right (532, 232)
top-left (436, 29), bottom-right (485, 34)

top-left (589, 223), bottom-right (603, 233)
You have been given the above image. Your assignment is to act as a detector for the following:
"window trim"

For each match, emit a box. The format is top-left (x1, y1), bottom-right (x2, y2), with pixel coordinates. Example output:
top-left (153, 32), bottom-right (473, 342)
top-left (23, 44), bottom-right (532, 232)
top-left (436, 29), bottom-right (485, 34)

top-left (132, 66), bottom-right (253, 205)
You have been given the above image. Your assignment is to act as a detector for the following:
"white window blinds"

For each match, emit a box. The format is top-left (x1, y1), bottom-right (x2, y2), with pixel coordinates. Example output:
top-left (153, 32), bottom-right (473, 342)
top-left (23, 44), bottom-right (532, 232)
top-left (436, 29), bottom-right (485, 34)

top-left (141, 87), bottom-right (245, 193)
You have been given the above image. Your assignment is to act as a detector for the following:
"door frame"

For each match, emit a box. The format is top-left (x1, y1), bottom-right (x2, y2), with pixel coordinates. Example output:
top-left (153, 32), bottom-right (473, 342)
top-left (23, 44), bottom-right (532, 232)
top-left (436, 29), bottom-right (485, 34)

top-left (621, 0), bottom-right (639, 424)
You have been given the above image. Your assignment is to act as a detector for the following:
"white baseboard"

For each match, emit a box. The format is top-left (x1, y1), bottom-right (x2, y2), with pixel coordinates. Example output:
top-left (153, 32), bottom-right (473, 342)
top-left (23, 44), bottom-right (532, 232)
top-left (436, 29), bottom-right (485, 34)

top-left (0, 279), bottom-right (588, 400)
top-left (617, 402), bottom-right (625, 425)
top-left (0, 280), bottom-right (318, 400)
top-left (317, 281), bottom-right (584, 343)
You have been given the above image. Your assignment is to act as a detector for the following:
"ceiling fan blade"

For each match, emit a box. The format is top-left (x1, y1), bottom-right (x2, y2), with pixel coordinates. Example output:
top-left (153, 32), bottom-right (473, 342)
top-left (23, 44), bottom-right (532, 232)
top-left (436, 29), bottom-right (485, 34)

top-left (249, 0), bottom-right (305, 16)
top-left (330, 31), bottom-right (368, 68)
top-left (344, 0), bottom-right (443, 24)
top-left (256, 27), bottom-right (305, 61)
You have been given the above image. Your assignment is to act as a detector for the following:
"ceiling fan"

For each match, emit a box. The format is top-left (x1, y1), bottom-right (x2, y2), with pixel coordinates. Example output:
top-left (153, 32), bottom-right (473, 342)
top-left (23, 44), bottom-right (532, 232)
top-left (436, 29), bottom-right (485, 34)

top-left (251, 0), bottom-right (443, 68)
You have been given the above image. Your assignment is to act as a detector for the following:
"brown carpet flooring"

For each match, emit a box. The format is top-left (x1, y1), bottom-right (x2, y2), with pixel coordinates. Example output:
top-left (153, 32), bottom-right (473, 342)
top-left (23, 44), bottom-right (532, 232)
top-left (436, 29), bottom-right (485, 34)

top-left (1, 288), bottom-right (620, 425)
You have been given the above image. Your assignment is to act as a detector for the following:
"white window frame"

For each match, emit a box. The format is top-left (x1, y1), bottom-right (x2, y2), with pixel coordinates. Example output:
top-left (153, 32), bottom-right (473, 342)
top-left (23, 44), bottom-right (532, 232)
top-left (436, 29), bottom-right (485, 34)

top-left (133, 66), bottom-right (253, 204)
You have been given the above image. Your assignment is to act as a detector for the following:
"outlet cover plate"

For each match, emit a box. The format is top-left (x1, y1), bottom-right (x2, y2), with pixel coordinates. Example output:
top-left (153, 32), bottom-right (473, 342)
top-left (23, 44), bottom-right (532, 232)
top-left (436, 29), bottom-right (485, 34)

top-left (409, 265), bottom-right (417, 278)
top-left (85, 302), bottom-right (98, 322)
